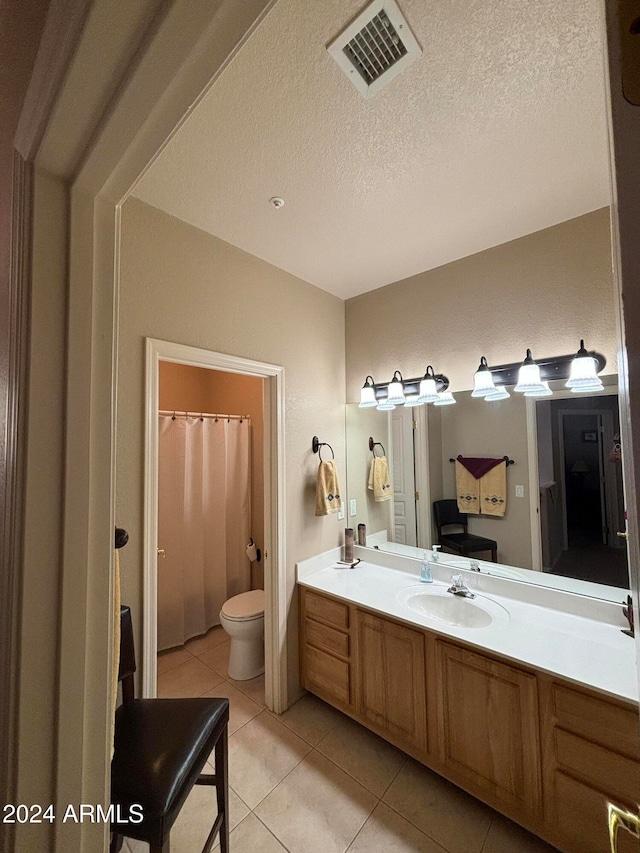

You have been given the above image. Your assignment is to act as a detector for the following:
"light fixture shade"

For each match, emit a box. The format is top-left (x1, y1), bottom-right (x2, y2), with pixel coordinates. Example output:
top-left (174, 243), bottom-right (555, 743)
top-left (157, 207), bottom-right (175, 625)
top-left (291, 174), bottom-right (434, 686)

top-left (485, 386), bottom-right (510, 401)
top-left (472, 356), bottom-right (497, 397)
top-left (376, 400), bottom-right (396, 410)
top-left (571, 380), bottom-right (604, 393)
top-left (386, 370), bottom-right (406, 405)
top-left (566, 340), bottom-right (604, 391)
top-left (404, 391), bottom-right (423, 407)
top-left (433, 390), bottom-right (456, 406)
top-left (359, 375), bottom-right (377, 407)
top-left (524, 381), bottom-right (552, 397)
top-left (418, 365), bottom-right (440, 403)
top-left (514, 349), bottom-right (546, 394)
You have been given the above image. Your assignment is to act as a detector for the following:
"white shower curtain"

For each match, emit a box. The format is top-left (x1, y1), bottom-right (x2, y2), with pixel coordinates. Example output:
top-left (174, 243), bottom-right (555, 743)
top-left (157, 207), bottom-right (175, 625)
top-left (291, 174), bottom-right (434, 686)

top-left (157, 415), bottom-right (251, 651)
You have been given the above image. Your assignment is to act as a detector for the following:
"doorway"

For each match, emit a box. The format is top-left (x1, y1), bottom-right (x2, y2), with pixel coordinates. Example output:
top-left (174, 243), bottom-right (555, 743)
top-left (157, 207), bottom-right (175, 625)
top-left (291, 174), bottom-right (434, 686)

top-left (155, 361), bottom-right (265, 697)
top-left (144, 338), bottom-right (287, 712)
top-left (534, 393), bottom-right (628, 588)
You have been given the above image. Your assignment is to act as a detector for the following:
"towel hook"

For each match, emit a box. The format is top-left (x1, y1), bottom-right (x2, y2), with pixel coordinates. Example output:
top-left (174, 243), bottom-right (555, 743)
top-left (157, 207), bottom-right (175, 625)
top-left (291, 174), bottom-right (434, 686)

top-left (369, 437), bottom-right (386, 457)
top-left (312, 435), bottom-right (335, 461)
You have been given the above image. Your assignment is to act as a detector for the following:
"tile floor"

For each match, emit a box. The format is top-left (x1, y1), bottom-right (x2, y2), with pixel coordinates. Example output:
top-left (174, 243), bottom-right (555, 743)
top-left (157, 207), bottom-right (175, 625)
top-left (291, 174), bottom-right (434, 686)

top-left (123, 626), bottom-right (560, 853)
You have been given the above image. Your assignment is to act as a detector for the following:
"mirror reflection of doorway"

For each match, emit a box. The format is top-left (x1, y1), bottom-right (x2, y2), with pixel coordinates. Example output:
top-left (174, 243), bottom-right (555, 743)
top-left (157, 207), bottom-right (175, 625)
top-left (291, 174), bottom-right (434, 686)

top-left (536, 395), bottom-right (627, 587)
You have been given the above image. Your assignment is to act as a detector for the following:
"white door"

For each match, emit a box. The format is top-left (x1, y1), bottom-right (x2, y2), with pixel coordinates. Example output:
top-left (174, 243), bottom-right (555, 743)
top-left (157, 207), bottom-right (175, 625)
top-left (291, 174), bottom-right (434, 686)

top-left (390, 408), bottom-right (417, 546)
top-left (604, 2), bottom-right (640, 846)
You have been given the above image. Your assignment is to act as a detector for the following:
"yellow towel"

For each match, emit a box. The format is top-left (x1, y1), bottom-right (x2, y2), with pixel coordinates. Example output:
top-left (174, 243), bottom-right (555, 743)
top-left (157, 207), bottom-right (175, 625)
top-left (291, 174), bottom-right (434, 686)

top-left (111, 548), bottom-right (121, 759)
top-left (368, 456), bottom-right (392, 502)
top-left (480, 461), bottom-right (507, 517)
top-left (456, 460), bottom-right (479, 514)
top-left (315, 460), bottom-right (342, 516)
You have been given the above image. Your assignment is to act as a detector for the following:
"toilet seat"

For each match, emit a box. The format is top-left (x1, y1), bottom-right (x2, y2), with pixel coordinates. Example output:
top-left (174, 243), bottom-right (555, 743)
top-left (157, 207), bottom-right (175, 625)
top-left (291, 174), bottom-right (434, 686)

top-left (220, 589), bottom-right (264, 622)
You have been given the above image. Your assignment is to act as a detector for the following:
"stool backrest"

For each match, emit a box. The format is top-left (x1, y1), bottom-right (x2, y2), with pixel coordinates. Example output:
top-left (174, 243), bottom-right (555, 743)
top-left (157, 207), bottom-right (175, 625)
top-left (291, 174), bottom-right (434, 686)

top-left (433, 499), bottom-right (469, 536)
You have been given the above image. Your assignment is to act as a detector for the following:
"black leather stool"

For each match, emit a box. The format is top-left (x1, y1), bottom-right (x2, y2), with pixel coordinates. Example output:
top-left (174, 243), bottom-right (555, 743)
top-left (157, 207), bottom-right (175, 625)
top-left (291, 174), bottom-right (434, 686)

top-left (434, 499), bottom-right (498, 562)
top-left (110, 606), bottom-right (229, 853)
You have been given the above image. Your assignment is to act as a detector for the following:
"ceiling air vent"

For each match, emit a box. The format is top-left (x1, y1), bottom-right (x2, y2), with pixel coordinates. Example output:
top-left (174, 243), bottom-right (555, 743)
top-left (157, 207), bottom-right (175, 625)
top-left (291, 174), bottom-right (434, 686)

top-left (327, 0), bottom-right (422, 98)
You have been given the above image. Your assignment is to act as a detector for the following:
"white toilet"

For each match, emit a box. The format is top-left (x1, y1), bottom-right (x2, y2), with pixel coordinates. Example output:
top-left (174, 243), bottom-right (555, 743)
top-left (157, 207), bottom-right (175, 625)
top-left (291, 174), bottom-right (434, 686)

top-left (219, 589), bottom-right (265, 680)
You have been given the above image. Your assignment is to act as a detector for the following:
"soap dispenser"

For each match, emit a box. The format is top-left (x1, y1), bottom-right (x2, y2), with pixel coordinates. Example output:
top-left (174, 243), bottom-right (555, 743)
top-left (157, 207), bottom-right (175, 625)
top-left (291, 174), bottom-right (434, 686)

top-left (431, 544), bottom-right (442, 562)
top-left (420, 552), bottom-right (433, 583)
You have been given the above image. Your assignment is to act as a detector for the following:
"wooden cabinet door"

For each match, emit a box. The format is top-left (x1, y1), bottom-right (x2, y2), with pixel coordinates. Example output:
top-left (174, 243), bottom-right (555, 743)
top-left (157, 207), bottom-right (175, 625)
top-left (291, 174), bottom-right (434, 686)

top-left (435, 641), bottom-right (541, 816)
top-left (355, 610), bottom-right (428, 754)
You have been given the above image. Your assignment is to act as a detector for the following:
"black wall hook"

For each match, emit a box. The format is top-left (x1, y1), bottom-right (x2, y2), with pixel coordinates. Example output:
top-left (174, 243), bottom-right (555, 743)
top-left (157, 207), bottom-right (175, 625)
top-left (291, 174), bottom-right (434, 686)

top-left (115, 527), bottom-right (129, 549)
top-left (312, 435), bottom-right (335, 460)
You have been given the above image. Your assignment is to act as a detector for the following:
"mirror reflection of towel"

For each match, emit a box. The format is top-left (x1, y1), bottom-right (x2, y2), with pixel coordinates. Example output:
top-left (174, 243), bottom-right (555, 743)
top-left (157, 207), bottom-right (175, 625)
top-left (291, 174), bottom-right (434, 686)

top-left (368, 456), bottom-right (392, 502)
top-left (315, 460), bottom-right (342, 517)
top-left (456, 457), bottom-right (507, 517)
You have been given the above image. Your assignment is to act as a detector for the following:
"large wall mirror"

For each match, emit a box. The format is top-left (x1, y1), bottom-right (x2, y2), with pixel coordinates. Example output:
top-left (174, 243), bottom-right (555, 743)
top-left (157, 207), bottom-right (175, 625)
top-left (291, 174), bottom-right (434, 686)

top-left (346, 375), bottom-right (629, 601)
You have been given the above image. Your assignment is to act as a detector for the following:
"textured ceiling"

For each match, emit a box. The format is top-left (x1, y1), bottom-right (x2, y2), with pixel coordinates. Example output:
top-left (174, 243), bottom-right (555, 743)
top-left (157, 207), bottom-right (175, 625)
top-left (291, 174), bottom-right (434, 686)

top-left (133, 0), bottom-right (610, 299)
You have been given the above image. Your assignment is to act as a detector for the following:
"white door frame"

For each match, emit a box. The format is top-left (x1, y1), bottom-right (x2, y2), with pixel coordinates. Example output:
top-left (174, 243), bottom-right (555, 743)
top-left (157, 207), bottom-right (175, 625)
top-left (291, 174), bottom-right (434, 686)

top-left (144, 338), bottom-right (287, 712)
top-left (526, 388), bottom-right (621, 572)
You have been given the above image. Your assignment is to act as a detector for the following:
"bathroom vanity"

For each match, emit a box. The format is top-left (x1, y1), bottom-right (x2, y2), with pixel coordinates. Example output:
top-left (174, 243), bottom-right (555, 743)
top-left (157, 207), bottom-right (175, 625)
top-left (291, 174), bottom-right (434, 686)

top-left (297, 550), bottom-right (640, 853)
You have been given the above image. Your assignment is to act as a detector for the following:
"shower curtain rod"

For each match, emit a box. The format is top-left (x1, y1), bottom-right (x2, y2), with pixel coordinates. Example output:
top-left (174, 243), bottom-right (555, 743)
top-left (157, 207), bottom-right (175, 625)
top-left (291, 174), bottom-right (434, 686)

top-left (159, 410), bottom-right (251, 421)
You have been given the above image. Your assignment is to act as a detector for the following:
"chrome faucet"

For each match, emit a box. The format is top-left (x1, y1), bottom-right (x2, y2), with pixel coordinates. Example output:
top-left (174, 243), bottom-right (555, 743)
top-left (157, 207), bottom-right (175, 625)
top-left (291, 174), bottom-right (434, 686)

top-left (447, 573), bottom-right (476, 598)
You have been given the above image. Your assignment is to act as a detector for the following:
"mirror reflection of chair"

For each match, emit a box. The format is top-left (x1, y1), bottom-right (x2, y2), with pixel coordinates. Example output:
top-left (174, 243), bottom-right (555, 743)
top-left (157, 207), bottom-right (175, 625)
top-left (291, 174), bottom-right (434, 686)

top-left (433, 499), bottom-right (498, 563)
top-left (110, 606), bottom-right (229, 853)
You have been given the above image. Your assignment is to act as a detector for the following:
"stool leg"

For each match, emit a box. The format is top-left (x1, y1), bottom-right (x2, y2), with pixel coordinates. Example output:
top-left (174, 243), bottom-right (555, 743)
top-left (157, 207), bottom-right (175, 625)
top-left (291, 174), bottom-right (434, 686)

top-left (151, 840), bottom-right (170, 853)
top-left (491, 547), bottom-right (497, 563)
top-left (109, 832), bottom-right (124, 853)
top-left (215, 726), bottom-right (229, 853)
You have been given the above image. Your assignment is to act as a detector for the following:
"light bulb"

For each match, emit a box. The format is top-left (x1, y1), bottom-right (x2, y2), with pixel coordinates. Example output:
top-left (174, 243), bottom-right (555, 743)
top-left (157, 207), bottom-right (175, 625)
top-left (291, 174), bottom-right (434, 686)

top-left (566, 340), bottom-right (603, 392)
top-left (418, 366), bottom-right (439, 403)
top-left (386, 371), bottom-right (406, 405)
top-left (358, 376), bottom-right (377, 407)
top-left (472, 357), bottom-right (497, 397)
top-left (514, 349), bottom-right (546, 394)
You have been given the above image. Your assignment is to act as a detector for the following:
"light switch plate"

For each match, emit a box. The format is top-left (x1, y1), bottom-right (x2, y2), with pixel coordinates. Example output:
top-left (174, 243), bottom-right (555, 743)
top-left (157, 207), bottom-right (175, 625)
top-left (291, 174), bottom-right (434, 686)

top-left (349, 499), bottom-right (357, 517)
top-left (515, 485), bottom-right (525, 498)
top-left (337, 508), bottom-right (345, 520)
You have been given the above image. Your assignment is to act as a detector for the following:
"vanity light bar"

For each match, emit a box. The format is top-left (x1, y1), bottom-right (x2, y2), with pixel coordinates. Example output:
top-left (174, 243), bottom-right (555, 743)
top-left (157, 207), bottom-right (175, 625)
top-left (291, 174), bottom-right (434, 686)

top-left (370, 373), bottom-right (450, 400)
top-left (359, 370), bottom-right (452, 407)
top-left (482, 346), bottom-right (606, 388)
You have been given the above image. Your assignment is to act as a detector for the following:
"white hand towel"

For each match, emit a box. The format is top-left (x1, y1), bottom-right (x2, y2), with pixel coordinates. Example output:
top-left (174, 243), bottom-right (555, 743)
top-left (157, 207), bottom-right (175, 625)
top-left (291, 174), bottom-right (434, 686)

top-left (315, 460), bottom-right (342, 516)
top-left (368, 456), bottom-right (392, 502)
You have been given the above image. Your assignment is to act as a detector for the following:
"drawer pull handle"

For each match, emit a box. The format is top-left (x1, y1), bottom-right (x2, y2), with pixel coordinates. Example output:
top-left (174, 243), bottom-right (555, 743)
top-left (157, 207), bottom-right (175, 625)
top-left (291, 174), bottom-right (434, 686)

top-left (608, 802), bottom-right (640, 852)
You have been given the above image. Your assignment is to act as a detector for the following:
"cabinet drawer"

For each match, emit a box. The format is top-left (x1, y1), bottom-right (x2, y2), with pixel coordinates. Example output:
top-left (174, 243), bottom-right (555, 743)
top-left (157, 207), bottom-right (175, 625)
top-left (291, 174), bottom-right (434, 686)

top-left (555, 729), bottom-right (640, 805)
top-left (305, 618), bottom-right (349, 659)
top-left (554, 771), bottom-right (640, 853)
top-left (304, 591), bottom-right (349, 631)
top-left (303, 644), bottom-right (350, 705)
top-left (551, 683), bottom-right (640, 759)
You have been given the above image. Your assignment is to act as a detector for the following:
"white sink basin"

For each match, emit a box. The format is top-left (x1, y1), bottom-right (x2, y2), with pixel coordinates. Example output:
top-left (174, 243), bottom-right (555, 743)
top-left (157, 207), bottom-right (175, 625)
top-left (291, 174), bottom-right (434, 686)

top-left (397, 584), bottom-right (510, 629)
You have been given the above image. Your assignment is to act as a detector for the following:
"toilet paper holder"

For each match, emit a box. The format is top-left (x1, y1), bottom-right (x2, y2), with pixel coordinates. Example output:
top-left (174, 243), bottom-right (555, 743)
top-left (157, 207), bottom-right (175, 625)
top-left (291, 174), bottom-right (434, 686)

top-left (246, 537), bottom-right (262, 562)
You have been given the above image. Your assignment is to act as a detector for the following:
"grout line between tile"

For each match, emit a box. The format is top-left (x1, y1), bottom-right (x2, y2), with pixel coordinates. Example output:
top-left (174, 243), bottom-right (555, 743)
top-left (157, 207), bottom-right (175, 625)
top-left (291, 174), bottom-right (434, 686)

top-left (252, 811), bottom-right (294, 853)
top-left (381, 795), bottom-right (451, 850)
top-left (479, 816), bottom-right (493, 852)
top-left (378, 754), bottom-right (408, 800)
top-left (248, 739), bottom-right (312, 812)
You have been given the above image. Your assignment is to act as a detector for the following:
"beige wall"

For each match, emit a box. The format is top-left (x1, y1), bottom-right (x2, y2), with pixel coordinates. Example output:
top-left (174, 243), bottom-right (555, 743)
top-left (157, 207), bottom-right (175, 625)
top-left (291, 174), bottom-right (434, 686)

top-left (159, 362), bottom-right (266, 588)
top-left (345, 208), bottom-right (616, 402)
top-left (118, 198), bottom-right (345, 698)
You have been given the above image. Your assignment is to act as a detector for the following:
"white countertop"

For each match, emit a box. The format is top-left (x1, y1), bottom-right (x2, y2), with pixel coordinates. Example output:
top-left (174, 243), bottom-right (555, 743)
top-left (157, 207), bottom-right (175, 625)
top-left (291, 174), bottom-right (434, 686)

top-left (297, 547), bottom-right (639, 705)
